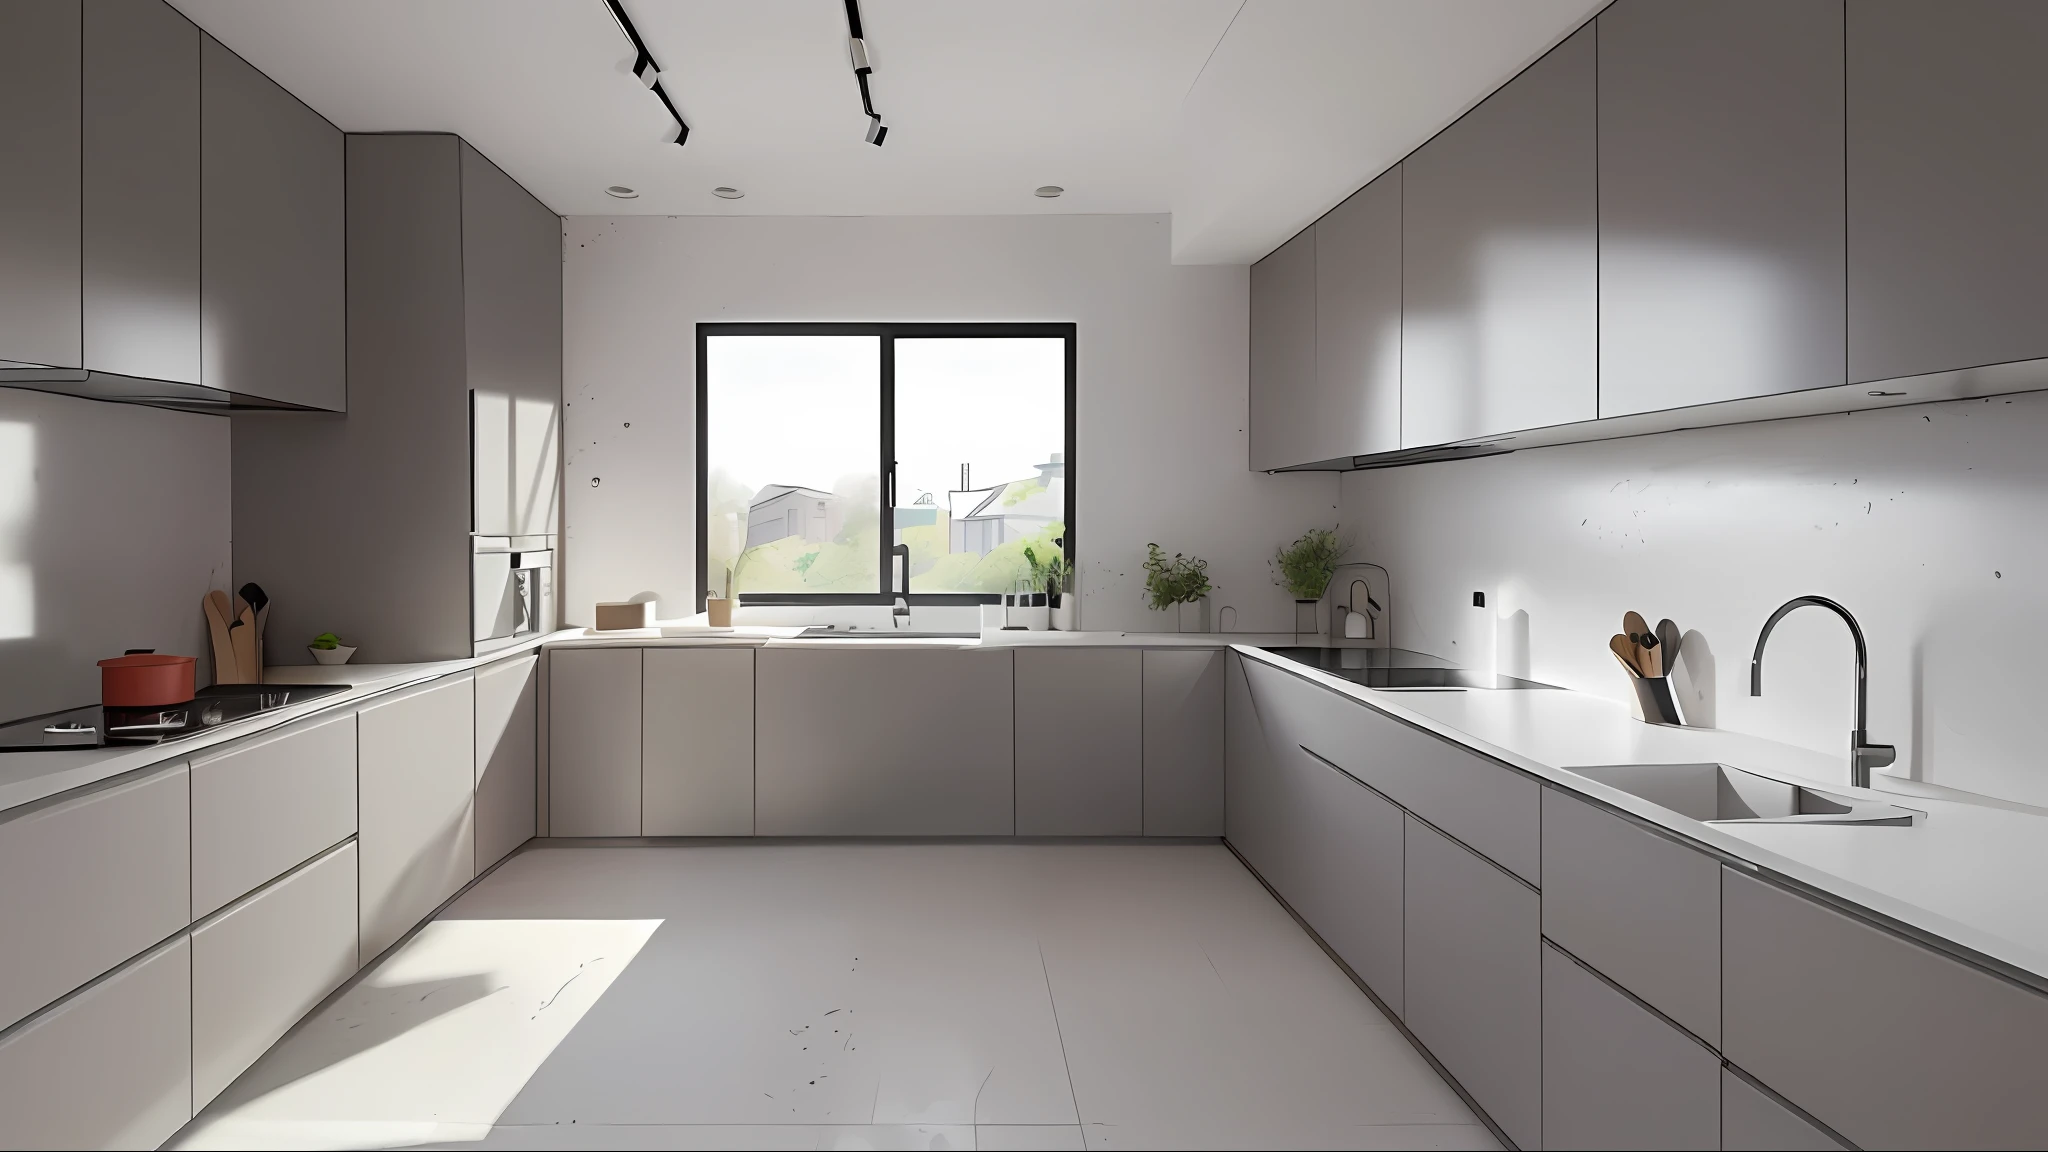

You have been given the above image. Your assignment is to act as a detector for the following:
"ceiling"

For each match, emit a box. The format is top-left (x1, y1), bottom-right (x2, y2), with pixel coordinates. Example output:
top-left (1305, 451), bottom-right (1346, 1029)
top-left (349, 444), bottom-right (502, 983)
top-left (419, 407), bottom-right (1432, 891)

top-left (171, 0), bottom-right (1600, 264)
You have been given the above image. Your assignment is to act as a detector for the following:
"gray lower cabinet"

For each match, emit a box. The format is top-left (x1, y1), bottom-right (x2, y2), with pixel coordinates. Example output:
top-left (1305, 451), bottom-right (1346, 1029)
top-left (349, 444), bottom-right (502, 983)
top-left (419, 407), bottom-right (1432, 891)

top-left (358, 674), bottom-right (476, 960)
top-left (1015, 648), bottom-right (1142, 836)
top-left (1722, 1068), bottom-right (1849, 1152)
top-left (1540, 786), bottom-right (1720, 1045)
top-left (1141, 649), bottom-right (1224, 836)
top-left (643, 648), bottom-right (755, 836)
top-left (548, 647), bottom-right (644, 837)
top-left (1401, 22), bottom-right (1596, 448)
top-left (1723, 866), bottom-right (2048, 1148)
top-left (190, 710), bottom-right (358, 918)
top-left (1404, 814), bottom-right (1540, 1149)
top-left (1848, 1), bottom-right (2048, 383)
top-left (1312, 166), bottom-right (1402, 460)
top-left (474, 653), bottom-right (539, 869)
top-left (1248, 223), bottom-right (1317, 471)
top-left (1542, 942), bottom-right (1719, 1150)
top-left (0, 0), bottom-right (82, 371)
top-left (1595, 0), bottom-right (1845, 416)
top-left (755, 649), bottom-right (1014, 835)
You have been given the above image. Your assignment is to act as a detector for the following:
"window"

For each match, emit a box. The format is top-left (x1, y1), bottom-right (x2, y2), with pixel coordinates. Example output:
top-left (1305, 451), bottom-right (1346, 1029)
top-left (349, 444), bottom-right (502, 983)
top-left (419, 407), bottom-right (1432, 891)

top-left (698, 323), bottom-right (1075, 607)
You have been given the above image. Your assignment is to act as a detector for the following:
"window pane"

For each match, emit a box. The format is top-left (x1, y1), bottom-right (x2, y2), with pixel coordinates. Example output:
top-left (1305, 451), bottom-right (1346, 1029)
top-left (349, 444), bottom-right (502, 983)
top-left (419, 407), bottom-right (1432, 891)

top-left (705, 336), bottom-right (880, 597)
top-left (894, 338), bottom-right (1066, 594)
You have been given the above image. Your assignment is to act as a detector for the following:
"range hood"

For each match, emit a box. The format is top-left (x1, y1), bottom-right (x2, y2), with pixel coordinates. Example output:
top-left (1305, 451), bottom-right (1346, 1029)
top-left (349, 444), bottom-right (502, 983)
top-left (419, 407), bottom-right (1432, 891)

top-left (0, 363), bottom-right (321, 413)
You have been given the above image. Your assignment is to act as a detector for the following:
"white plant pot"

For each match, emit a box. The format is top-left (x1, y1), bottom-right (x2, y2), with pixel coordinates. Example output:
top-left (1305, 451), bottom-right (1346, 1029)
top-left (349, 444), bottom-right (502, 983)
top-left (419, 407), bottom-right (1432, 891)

top-left (1178, 597), bottom-right (1211, 634)
top-left (309, 645), bottom-right (356, 666)
top-left (1050, 598), bottom-right (1076, 631)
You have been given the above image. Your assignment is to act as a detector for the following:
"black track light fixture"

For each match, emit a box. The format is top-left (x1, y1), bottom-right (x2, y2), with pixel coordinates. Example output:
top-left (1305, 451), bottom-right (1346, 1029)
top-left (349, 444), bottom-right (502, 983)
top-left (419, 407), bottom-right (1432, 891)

top-left (843, 0), bottom-right (887, 146)
top-left (605, 0), bottom-right (689, 147)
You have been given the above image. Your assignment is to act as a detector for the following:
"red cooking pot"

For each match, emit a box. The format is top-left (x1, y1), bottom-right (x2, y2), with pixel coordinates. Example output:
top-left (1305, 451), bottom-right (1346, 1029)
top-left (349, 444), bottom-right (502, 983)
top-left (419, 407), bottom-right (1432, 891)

top-left (98, 652), bottom-right (197, 707)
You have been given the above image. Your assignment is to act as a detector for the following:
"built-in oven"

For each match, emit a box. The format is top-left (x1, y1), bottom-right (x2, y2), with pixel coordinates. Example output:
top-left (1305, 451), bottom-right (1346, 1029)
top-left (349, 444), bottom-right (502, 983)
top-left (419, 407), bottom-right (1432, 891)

top-left (474, 536), bottom-right (554, 652)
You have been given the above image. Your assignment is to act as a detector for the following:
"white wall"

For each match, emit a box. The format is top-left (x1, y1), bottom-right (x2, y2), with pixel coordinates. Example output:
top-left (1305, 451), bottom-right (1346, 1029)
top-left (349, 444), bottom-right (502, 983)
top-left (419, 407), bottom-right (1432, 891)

top-left (562, 213), bottom-right (1336, 633)
top-left (1341, 391), bottom-right (2048, 807)
top-left (0, 390), bottom-right (231, 719)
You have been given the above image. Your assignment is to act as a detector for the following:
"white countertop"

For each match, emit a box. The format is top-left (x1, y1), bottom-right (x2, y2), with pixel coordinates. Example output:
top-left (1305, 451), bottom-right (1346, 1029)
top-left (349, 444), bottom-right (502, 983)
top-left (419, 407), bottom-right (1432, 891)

top-left (544, 626), bottom-right (1313, 650)
top-left (1234, 645), bottom-right (2048, 989)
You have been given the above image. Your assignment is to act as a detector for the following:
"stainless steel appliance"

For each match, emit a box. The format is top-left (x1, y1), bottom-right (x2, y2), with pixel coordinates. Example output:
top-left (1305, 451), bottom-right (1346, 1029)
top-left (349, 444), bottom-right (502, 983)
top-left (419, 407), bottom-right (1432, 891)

top-left (473, 536), bottom-right (554, 654)
top-left (0, 684), bottom-right (352, 752)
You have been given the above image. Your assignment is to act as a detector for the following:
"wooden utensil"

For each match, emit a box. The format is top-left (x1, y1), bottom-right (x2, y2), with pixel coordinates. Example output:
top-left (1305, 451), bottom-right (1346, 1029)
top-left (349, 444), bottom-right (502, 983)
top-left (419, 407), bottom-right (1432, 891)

top-left (231, 599), bottom-right (259, 687)
top-left (203, 590), bottom-right (241, 684)
top-left (1622, 611), bottom-right (1657, 676)
top-left (1610, 634), bottom-right (1642, 678)
top-left (1656, 618), bottom-right (1682, 677)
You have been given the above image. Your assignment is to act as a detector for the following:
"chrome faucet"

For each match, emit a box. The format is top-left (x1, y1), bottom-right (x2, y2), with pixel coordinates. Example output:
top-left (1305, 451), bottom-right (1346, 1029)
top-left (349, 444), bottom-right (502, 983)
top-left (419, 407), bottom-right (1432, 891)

top-left (890, 543), bottom-right (911, 628)
top-left (1750, 596), bottom-right (1896, 788)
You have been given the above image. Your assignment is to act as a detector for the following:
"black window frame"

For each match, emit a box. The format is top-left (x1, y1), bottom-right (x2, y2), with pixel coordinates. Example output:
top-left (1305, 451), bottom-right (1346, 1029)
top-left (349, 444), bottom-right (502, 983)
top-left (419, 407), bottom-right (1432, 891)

top-left (696, 321), bottom-right (1078, 611)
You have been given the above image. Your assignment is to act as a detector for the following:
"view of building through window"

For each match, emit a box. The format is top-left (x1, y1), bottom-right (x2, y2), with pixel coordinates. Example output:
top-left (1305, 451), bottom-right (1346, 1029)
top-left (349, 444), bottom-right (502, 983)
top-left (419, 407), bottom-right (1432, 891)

top-left (702, 329), bottom-right (1069, 601)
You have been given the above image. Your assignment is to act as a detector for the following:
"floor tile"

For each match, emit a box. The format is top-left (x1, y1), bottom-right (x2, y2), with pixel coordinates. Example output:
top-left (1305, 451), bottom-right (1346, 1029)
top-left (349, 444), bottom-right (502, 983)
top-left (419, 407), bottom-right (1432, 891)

top-left (977, 1124), bottom-right (1087, 1150)
top-left (411, 1123), bottom-right (974, 1150)
top-left (1078, 1120), bottom-right (1500, 1150)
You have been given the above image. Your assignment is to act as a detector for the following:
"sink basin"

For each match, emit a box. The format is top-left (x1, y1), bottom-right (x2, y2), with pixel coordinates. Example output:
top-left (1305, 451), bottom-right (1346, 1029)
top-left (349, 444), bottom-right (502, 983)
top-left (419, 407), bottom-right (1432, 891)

top-left (794, 627), bottom-right (977, 640)
top-left (1567, 762), bottom-right (1921, 826)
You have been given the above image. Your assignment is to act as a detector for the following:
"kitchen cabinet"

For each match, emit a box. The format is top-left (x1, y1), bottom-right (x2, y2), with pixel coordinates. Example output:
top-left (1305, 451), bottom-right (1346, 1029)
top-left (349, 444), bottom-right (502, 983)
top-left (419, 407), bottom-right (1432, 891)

top-left (1541, 941), bottom-right (1719, 1150)
top-left (755, 649), bottom-right (1014, 836)
top-left (549, 647), bottom-right (643, 836)
top-left (1723, 866), bottom-right (2048, 1148)
top-left (0, 935), bottom-right (192, 1152)
top-left (190, 710), bottom-right (357, 918)
top-left (1540, 785), bottom-right (1719, 1044)
top-left (1848, 1), bottom-right (2048, 384)
top-left (358, 673), bottom-right (476, 960)
top-left (83, 0), bottom-right (201, 386)
top-left (0, 764), bottom-right (190, 1033)
top-left (1402, 23), bottom-right (1595, 449)
top-left (1312, 166), bottom-right (1403, 461)
top-left (475, 653), bottom-right (539, 869)
top-left (1015, 648), bottom-right (1142, 836)
top-left (200, 31), bottom-right (345, 411)
top-left (643, 648), bottom-right (755, 836)
top-left (1141, 649), bottom-right (1224, 836)
top-left (1403, 814), bottom-right (1540, 1149)
top-left (1722, 1068), bottom-right (1849, 1152)
top-left (1596, 0), bottom-right (1845, 416)
top-left (191, 840), bottom-right (358, 1110)
top-left (466, 141), bottom-right (563, 538)
top-left (0, 0), bottom-right (82, 371)
top-left (1248, 224), bottom-right (1317, 471)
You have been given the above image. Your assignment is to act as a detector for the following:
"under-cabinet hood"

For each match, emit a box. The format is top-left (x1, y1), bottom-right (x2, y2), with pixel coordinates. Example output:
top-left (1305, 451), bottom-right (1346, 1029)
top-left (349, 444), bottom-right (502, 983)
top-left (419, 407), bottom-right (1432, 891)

top-left (0, 363), bottom-right (322, 413)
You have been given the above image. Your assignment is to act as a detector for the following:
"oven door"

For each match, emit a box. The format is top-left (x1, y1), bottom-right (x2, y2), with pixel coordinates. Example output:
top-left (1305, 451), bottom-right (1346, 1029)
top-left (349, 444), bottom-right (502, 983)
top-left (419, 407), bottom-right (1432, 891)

top-left (473, 551), bottom-right (517, 642)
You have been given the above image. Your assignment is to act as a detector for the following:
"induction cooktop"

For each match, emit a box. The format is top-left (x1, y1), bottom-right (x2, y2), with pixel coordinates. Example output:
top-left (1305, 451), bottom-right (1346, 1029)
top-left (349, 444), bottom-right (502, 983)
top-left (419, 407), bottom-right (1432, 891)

top-left (1259, 647), bottom-right (1557, 691)
top-left (0, 683), bottom-right (353, 752)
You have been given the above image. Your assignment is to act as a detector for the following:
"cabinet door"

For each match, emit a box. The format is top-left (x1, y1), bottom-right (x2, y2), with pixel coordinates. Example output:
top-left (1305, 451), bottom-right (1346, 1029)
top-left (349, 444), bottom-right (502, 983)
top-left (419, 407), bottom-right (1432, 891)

top-left (1142, 649), bottom-right (1223, 836)
top-left (191, 710), bottom-right (357, 918)
top-left (1722, 1068), bottom-right (1849, 1152)
top-left (1314, 166), bottom-right (1402, 459)
top-left (192, 841), bottom-right (358, 1110)
top-left (1542, 942), bottom-right (1718, 1150)
top-left (359, 674), bottom-right (476, 960)
top-left (0, 935), bottom-right (191, 1152)
top-left (0, 0), bottom-right (82, 370)
top-left (1224, 651), bottom-right (1284, 871)
top-left (1402, 23), bottom-right (1595, 448)
top-left (1541, 786), bottom-right (1719, 1045)
top-left (548, 647), bottom-right (643, 836)
top-left (755, 649), bottom-right (1013, 836)
top-left (82, 0), bottom-right (200, 384)
top-left (643, 648), bottom-right (754, 836)
top-left (200, 32), bottom-right (344, 410)
top-left (1597, 0), bottom-right (1845, 416)
top-left (475, 653), bottom-right (538, 869)
top-left (1724, 866), bottom-right (2048, 1148)
top-left (1290, 748), bottom-right (1405, 1014)
top-left (1404, 814), bottom-right (1539, 1149)
top-left (1848, 1), bottom-right (2048, 383)
top-left (0, 764), bottom-right (190, 1033)
top-left (1248, 224), bottom-right (1317, 471)
top-left (1015, 648), bottom-right (1141, 836)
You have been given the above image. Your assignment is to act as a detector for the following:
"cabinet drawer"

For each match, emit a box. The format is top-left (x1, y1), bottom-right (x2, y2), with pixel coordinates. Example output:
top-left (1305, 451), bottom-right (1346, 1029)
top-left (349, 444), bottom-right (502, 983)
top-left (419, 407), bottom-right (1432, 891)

top-left (1016, 648), bottom-right (1142, 836)
top-left (0, 765), bottom-right (190, 1032)
top-left (643, 648), bottom-right (754, 836)
top-left (1541, 785), bottom-right (1719, 1044)
top-left (191, 710), bottom-right (357, 917)
top-left (193, 840), bottom-right (358, 1109)
top-left (0, 934), bottom-right (192, 1152)
top-left (1722, 1067), bottom-right (1848, 1151)
top-left (1542, 942), bottom-right (1718, 1150)
top-left (1291, 749), bottom-right (1405, 1013)
top-left (1142, 649), bottom-right (1224, 836)
top-left (1724, 867), bottom-right (2048, 1148)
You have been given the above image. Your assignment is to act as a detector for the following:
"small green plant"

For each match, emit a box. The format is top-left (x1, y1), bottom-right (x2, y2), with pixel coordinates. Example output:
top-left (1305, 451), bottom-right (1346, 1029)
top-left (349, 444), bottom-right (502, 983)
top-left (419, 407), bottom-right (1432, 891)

top-left (1273, 527), bottom-right (1350, 601)
top-left (1023, 545), bottom-right (1072, 604)
top-left (310, 632), bottom-right (344, 650)
top-left (1142, 543), bottom-right (1212, 611)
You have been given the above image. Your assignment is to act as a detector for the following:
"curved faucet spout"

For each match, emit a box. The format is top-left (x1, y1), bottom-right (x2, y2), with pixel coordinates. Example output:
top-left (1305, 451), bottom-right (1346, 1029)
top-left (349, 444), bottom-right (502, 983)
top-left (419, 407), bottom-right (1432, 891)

top-left (1750, 595), bottom-right (1892, 787)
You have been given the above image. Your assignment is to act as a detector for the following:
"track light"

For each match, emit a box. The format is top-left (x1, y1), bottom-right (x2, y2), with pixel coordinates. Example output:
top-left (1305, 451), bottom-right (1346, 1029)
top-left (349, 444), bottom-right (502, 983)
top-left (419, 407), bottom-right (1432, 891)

top-left (605, 0), bottom-right (689, 147)
top-left (843, 0), bottom-right (887, 146)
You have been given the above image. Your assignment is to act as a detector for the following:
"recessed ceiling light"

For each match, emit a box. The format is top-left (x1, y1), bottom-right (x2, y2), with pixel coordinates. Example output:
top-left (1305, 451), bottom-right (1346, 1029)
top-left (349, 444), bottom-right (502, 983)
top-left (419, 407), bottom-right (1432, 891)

top-left (604, 185), bottom-right (638, 199)
top-left (1034, 185), bottom-right (1064, 198)
top-left (712, 186), bottom-right (744, 199)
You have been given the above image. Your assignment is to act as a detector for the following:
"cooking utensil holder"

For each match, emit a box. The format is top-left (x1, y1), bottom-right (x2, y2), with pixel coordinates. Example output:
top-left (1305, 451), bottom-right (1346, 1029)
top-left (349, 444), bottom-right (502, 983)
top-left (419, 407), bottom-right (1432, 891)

top-left (1630, 675), bottom-right (1687, 726)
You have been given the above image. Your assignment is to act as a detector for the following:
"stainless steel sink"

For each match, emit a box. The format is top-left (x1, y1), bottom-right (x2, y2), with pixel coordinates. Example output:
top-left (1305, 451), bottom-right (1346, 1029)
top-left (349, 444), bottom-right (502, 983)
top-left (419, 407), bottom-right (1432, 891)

top-left (794, 627), bottom-right (977, 640)
top-left (1566, 762), bottom-right (1921, 826)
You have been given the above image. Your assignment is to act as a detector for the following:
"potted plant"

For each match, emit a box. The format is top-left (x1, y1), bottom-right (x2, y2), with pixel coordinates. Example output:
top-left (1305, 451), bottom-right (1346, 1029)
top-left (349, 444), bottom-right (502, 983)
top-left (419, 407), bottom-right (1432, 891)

top-left (1025, 543), bottom-right (1078, 630)
top-left (1274, 527), bottom-right (1350, 636)
top-left (308, 631), bottom-right (356, 666)
top-left (1143, 543), bottom-right (1214, 633)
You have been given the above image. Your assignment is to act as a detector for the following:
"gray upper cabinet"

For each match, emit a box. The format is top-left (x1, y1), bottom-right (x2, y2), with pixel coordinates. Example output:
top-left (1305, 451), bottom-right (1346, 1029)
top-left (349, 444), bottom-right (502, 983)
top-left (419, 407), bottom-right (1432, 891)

top-left (1402, 23), bottom-right (1596, 449)
top-left (1597, 0), bottom-right (1846, 417)
top-left (1313, 166), bottom-right (1403, 460)
top-left (83, 0), bottom-right (201, 386)
top-left (201, 33), bottom-right (345, 411)
top-left (0, 1), bottom-right (82, 371)
top-left (1847, 1), bottom-right (2048, 384)
top-left (1248, 224), bottom-right (1316, 471)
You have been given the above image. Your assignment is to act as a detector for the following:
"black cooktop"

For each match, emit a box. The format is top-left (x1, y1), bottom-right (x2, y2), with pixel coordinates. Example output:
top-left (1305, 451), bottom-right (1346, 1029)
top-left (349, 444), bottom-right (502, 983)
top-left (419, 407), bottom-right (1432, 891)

top-left (1259, 647), bottom-right (1557, 691)
top-left (0, 683), bottom-right (353, 752)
